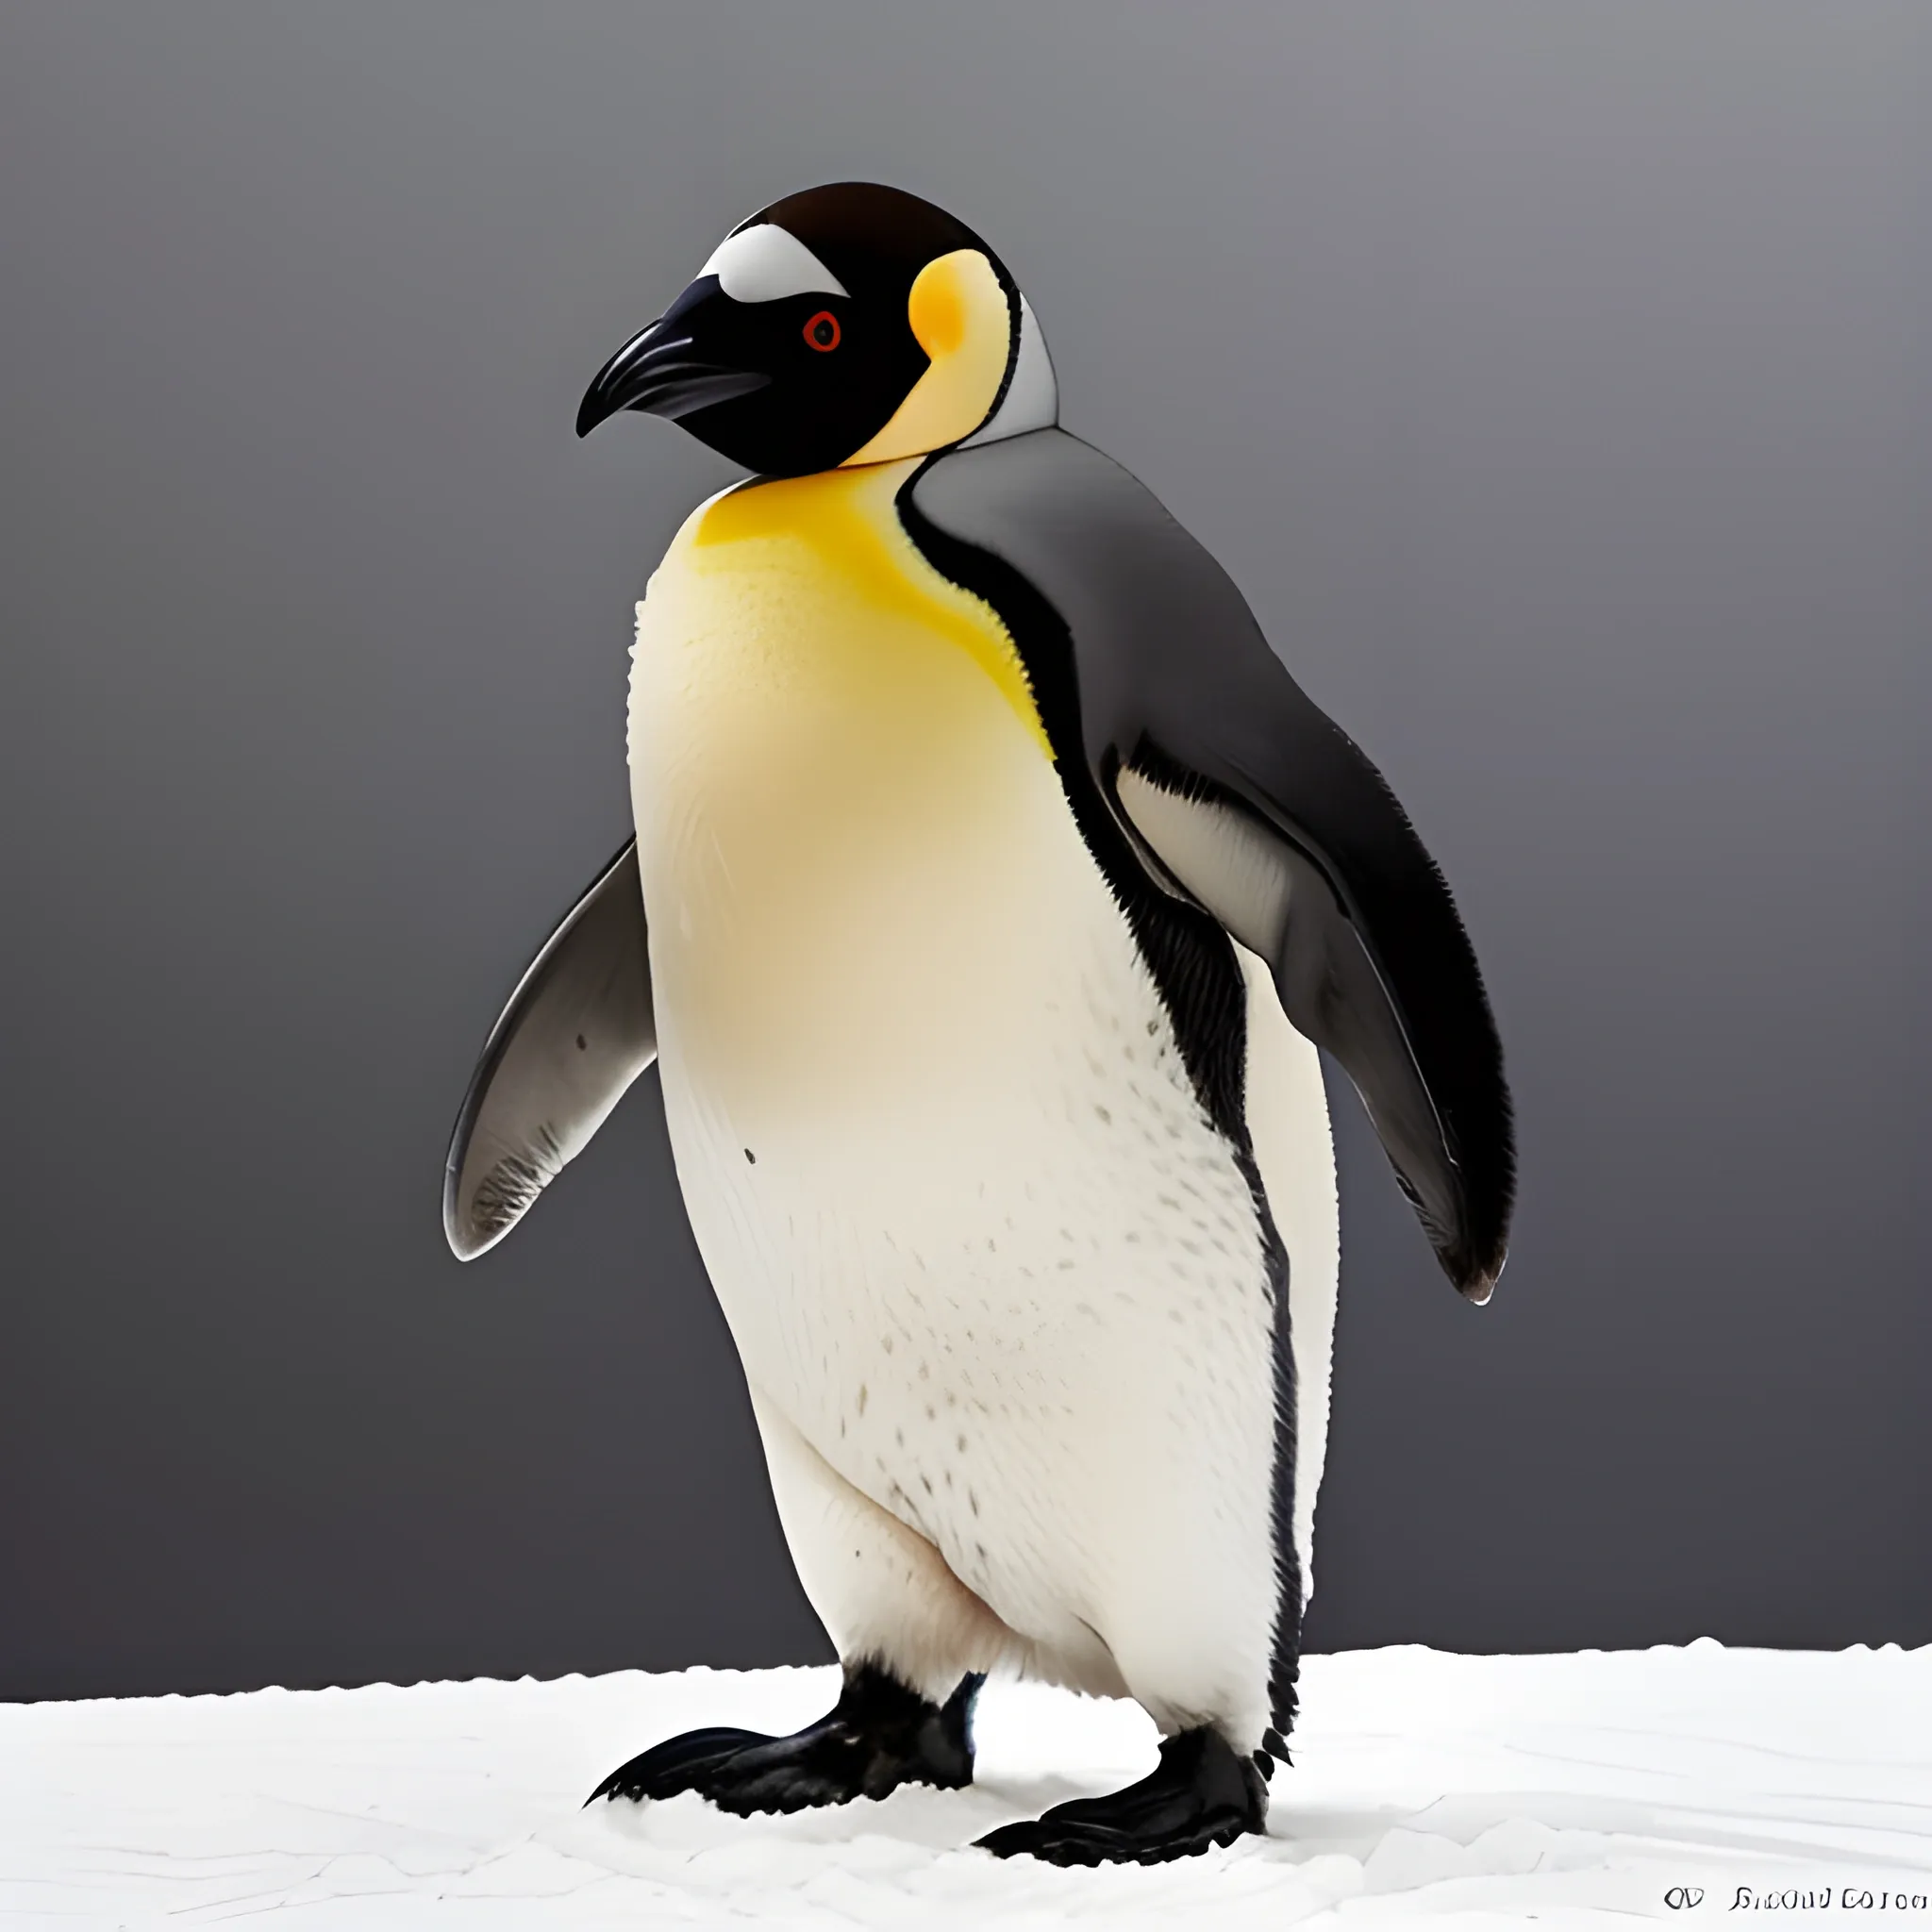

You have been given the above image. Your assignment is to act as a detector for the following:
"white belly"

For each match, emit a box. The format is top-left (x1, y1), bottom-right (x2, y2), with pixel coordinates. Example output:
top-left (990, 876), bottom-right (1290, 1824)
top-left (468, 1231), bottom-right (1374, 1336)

top-left (625, 464), bottom-right (1335, 1682)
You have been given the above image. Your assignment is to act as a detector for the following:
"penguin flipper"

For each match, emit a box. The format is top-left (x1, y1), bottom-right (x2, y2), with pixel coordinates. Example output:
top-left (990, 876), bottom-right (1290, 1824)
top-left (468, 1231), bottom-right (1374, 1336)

top-left (442, 840), bottom-right (656, 1260)
top-left (905, 430), bottom-right (1513, 1301)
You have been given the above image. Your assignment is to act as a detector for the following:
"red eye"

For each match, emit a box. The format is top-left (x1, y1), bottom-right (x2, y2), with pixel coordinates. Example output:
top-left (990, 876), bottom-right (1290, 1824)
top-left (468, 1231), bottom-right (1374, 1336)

top-left (803, 309), bottom-right (841, 352)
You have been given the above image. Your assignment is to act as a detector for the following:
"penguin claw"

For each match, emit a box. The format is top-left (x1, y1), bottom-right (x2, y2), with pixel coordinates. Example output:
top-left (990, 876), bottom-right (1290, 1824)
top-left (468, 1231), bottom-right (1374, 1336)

top-left (584, 1727), bottom-right (772, 1806)
top-left (976, 1726), bottom-right (1268, 1867)
top-left (586, 1664), bottom-right (981, 1816)
top-left (976, 1815), bottom-right (1250, 1867)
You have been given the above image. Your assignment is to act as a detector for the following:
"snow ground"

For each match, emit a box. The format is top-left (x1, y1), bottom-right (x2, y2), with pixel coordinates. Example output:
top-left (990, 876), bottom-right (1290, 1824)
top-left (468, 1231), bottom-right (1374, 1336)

top-left (5, 1643), bottom-right (1928, 1929)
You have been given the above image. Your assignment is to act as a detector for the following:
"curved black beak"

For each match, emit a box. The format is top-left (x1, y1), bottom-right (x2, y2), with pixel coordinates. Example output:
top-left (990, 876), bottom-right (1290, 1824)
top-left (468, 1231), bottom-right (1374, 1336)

top-left (575, 309), bottom-right (770, 438)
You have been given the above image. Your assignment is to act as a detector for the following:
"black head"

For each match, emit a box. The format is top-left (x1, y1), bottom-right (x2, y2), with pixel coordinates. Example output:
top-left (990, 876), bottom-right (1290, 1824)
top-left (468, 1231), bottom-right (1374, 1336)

top-left (576, 182), bottom-right (1056, 476)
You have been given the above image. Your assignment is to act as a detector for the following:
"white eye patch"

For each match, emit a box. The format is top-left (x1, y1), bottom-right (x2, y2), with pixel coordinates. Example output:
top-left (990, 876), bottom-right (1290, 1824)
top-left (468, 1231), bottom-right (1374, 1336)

top-left (698, 224), bottom-right (849, 304)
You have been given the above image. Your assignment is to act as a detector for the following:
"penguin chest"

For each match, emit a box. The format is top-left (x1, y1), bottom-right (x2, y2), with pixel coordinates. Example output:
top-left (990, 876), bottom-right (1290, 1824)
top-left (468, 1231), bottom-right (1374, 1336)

top-left (625, 460), bottom-right (1275, 1612)
top-left (626, 458), bottom-right (1072, 1131)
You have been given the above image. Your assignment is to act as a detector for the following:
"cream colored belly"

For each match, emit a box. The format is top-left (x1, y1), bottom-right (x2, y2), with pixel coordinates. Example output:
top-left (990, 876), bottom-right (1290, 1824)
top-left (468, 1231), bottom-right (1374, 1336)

top-left (625, 462), bottom-right (1303, 1657)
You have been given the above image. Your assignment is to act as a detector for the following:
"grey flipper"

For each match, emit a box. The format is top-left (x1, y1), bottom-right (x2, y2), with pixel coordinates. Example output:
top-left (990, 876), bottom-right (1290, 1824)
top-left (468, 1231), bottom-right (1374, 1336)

top-left (904, 429), bottom-right (1513, 1299)
top-left (443, 841), bottom-right (656, 1261)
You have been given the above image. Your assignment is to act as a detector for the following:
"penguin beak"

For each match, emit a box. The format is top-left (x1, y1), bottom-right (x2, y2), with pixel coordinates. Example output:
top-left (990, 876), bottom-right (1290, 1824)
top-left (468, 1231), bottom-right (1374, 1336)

top-left (575, 307), bottom-right (771, 438)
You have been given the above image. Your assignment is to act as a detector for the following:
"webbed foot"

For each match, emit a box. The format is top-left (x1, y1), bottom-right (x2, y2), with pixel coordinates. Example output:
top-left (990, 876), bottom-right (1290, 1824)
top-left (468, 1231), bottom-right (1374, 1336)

top-left (976, 1725), bottom-right (1268, 1866)
top-left (587, 1663), bottom-right (982, 1817)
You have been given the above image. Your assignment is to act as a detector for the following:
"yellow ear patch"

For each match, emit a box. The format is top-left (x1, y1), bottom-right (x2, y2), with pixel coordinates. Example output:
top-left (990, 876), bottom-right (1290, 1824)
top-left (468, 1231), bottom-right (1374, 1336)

top-left (842, 250), bottom-right (1011, 467)
top-left (908, 255), bottom-right (972, 358)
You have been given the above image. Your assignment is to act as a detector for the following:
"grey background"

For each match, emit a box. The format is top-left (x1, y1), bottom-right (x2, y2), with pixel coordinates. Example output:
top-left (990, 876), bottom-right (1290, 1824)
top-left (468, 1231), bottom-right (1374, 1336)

top-left (3, 2), bottom-right (1926, 1703)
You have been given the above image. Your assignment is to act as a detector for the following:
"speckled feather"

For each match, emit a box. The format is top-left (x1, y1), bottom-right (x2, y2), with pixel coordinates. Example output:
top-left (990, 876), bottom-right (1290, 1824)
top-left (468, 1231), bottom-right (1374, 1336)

top-left (626, 458), bottom-right (1337, 1752)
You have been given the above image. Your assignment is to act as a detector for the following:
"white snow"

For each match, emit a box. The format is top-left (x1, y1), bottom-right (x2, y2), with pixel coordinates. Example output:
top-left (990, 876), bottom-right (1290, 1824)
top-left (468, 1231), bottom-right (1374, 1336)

top-left (5, 1643), bottom-right (1928, 1928)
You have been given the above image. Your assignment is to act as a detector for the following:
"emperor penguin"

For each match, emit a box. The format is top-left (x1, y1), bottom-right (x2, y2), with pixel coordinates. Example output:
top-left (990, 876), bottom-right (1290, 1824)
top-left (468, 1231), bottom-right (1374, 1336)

top-left (443, 181), bottom-right (1513, 1866)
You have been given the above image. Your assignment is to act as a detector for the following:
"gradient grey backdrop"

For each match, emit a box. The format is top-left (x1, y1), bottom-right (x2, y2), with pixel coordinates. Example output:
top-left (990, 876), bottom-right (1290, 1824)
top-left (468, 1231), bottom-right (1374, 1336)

top-left (4, 3), bottom-right (1927, 1701)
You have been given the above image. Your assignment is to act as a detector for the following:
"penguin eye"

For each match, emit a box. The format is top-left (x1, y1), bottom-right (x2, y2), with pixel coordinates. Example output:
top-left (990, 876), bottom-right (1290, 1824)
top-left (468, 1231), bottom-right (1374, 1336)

top-left (803, 310), bottom-right (841, 353)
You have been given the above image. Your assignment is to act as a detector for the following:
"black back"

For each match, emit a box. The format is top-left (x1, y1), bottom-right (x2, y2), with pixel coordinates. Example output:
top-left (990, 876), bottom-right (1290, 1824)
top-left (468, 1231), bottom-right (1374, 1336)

top-left (904, 428), bottom-right (1515, 1301)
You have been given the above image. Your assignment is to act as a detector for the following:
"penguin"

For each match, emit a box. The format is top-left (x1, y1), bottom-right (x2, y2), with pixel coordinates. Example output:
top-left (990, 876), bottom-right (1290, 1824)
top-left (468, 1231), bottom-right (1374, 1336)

top-left (442, 181), bottom-right (1514, 1867)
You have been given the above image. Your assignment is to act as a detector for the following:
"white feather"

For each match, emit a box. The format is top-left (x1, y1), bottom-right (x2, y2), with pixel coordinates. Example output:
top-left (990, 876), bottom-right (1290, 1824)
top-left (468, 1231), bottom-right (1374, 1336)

top-left (699, 224), bottom-right (848, 304)
top-left (627, 461), bottom-right (1335, 1747)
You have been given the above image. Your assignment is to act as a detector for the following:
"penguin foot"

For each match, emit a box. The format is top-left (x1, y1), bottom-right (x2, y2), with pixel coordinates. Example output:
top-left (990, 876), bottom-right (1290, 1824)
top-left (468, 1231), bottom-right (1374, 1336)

top-left (586, 1663), bottom-right (982, 1817)
top-left (976, 1726), bottom-right (1269, 1866)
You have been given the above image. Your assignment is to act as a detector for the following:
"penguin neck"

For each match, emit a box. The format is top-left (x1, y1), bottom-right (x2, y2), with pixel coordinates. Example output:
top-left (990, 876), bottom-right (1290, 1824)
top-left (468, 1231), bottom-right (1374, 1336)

top-left (962, 295), bottom-right (1058, 449)
top-left (693, 459), bottom-right (1050, 761)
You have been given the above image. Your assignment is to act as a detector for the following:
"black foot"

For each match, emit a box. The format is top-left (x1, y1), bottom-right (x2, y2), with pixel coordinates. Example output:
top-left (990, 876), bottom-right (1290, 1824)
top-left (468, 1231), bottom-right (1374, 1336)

top-left (977, 1726), bottom-right (1269, 1867)
top-left (587, 1663), bottom-right (982, 1817)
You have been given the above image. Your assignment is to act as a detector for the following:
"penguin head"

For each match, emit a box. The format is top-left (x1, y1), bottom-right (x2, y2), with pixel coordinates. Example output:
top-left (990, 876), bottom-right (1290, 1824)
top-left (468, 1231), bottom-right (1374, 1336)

top-left (575, 182), bottom-right (1057, 476)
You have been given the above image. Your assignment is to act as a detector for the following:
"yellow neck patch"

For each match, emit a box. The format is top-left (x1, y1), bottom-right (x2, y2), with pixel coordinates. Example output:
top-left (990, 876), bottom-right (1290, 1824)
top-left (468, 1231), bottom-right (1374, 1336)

top-left (693, 458), bottom-right (1050, 759)
top-left (842, 250), bottom-right (1012, 467)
